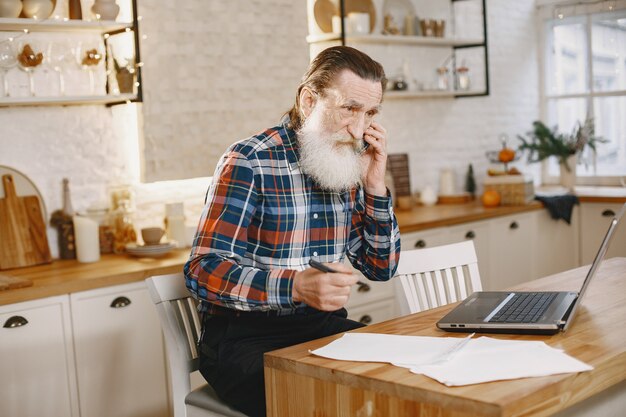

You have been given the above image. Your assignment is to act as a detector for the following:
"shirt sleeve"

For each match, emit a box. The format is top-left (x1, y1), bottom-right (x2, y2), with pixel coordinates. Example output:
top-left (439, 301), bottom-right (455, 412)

top-left (184, 150), bottom-right (298, 311)
top-left (346, 188), bottom-right (401, 281)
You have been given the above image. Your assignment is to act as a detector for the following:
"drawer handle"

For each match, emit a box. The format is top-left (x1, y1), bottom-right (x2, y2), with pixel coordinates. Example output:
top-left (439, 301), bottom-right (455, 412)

top-left (357, 281), bottom-right (371, 292)
top-left (359, 315), bottom-right (373, 325)
top-left (414, 239), bottom-right (426, 248)
top-left (602, 209), bottom-right (615, 217)
top-left (465, 230), bottom-right (476, 239)
top-left (509, 221), bottom-right (519, 230)
top-left (110, 296), bottom-right (132, 308)
top-left (3, 315), bottom-right (28, 328)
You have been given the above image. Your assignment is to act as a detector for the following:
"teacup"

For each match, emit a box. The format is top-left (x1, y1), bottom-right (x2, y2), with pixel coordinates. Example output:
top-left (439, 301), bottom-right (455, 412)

top-left (141, 227), bottom-right (165, 246)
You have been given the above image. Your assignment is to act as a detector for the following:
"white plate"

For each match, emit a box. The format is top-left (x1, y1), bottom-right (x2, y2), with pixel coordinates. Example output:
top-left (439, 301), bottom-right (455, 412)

top-left (0, 165), bottom-right (47, 220)
top-left (125, 241), bottom-right (176, 257)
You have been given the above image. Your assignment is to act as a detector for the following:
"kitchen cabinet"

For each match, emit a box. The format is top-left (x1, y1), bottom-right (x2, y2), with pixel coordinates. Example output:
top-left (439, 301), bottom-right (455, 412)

top-left (487, 212), bottom-right (535, 290)
top-left (306, 0), bottom-right (489, 98)
top-left (447, 219), bottom-right (491, 289)
top-left (580, 202), bottom-right (626, 265)
top-left (533, 207), bottom-right (579, 279)
top-left (70, 281), bottom-right (169, 417)
top-left (0, 295), bottom-right (80, 417)
top-left (0, 4), bottom-right (142, 107)
top-left (346, 275), bottom-right (397, 324)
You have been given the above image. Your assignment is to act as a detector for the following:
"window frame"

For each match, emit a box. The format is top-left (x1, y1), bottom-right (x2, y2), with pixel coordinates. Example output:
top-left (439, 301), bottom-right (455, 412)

top-left (538, 5), bottom-right (626, 186)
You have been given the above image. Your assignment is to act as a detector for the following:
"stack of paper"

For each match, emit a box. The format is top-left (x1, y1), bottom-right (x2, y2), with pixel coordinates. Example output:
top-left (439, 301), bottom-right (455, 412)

top-left (310, 333), bottom-right (592, 386)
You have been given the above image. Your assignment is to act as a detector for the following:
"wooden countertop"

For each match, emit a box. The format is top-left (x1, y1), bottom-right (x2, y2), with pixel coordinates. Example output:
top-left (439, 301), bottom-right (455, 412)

top-left (0, 249), bottom-right (190, 306)
top-left (1, 187), bottom-right (623, 306)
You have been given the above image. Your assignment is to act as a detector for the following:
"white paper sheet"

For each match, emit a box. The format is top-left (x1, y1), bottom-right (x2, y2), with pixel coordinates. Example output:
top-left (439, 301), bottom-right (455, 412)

top-left (309, 333), bottom-right (593, 386)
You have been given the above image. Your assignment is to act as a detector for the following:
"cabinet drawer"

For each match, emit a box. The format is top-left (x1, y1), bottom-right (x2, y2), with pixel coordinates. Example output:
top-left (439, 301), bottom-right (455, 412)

top-left (346, 275), bottom-right (395, 308)
top-left (347, 298), bottom-right (397, 325)
top-left (400, 227), bottom-right (449, 251)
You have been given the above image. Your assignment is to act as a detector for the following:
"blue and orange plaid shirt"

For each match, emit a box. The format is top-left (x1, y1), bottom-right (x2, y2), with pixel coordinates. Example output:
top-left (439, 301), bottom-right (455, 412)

top-left (184, 121), bottom-right (401, 315)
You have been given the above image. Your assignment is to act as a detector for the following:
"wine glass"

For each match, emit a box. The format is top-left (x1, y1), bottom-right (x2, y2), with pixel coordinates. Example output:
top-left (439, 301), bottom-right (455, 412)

top-left (47, 40), bottom-right (75, 96)
top-left (76, 41), bottom-right (103, 95)
top-left (16, 38), bottom-right (44, 97)
top-left (0, 40), bottom-right (18, 97)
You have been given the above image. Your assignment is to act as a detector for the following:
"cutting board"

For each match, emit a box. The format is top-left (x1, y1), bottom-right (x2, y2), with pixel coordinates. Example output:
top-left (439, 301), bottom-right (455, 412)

top-left (0, 273), bottom-right (33, 291)
top-left (0, 174), bottom-right (52, 270)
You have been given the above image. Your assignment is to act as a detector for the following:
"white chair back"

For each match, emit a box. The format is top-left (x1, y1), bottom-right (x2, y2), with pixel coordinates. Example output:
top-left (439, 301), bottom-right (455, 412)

top-left (396, 240), bottom-right (483, 314)
top-left (146, 273), bottom-right (246, 417)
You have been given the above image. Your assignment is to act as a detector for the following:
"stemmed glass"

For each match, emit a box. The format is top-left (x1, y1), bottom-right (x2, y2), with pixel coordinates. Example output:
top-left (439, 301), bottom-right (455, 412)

top-left (0, 40), bottom-right (18, 97)
top-left (16, 38), bottom-right (44, 96)
top-left (47, 40), bottom-right (75, 96)
top-left (76, 42), bottom-right (103, 95)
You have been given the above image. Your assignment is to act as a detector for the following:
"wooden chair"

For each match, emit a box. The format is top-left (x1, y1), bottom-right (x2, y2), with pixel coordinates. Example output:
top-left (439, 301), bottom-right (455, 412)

top-left (145, 273), bottom-right (247, 417)
top-left (396, 240), bottom-right (483, 314)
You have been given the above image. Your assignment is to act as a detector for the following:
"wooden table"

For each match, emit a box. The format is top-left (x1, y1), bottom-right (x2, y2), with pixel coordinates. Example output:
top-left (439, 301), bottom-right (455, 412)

top-left (264, 258), bottom-right (626, 417)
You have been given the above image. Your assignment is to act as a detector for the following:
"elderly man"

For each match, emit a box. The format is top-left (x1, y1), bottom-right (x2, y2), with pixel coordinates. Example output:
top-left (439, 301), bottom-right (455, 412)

top-left (184, 46), bottom-right (401, 417)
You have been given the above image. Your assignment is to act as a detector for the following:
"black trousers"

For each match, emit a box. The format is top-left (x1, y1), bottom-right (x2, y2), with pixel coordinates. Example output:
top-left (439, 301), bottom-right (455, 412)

top-left (198, 307), bottom-right (365, 417)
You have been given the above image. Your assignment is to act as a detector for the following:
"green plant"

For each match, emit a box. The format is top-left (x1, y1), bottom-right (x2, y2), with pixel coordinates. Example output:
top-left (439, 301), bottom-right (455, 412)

top-left (517, 119), bottom-right (606, 172)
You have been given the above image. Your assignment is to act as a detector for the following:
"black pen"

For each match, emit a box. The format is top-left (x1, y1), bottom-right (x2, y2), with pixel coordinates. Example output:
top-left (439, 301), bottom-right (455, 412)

top-left (308, 259), bottom-right (368, 288)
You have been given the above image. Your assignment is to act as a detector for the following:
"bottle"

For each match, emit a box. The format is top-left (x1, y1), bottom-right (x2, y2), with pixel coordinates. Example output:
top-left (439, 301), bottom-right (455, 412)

top-left (50, 178), bottom-right (76, 259)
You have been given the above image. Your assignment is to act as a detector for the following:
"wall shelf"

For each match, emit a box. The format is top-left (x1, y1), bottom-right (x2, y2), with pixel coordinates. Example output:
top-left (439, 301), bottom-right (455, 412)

top-left (385, 90), bottom-right (487, 99)
top-left (307, 33), bottom-right (485, 48)
top-left (0, 93), bottom-right (138, 107)
top-left (0, 17), bottom-right (132, 33)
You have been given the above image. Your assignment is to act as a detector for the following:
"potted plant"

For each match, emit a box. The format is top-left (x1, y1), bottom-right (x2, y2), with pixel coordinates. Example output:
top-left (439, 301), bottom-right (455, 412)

top-left (517, 118), bottom-right (606, 188)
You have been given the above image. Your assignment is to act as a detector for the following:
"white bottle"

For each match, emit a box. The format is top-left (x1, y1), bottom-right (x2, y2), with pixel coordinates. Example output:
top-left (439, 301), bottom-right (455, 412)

top-left (165, 202), bottom-right (186, 248)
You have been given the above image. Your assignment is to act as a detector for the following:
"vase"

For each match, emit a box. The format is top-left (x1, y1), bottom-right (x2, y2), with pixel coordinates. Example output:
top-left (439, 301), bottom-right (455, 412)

top-left (559, 154), bottom-right (577, 190)
top-left (0, 0), bottom-right (22, 18)
top-left (68, 0), bottom-right (81, 19)
top-left (21, 0), bottom-right (54, 19)
top-left (91, 0), bottom-right (119, 21)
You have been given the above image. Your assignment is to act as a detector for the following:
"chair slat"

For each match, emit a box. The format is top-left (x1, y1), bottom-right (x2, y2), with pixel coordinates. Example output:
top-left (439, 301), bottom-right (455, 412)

top-left (395, 241), bottom-right (483, 314)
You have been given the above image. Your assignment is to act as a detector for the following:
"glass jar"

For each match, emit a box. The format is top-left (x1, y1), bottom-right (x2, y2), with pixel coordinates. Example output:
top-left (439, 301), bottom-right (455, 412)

top-left (455, 66), bottom-right (470, 90)
top-left (436, 67), bottom-right (450, 90)
top-left (110, 198), bottom-right (137, 253)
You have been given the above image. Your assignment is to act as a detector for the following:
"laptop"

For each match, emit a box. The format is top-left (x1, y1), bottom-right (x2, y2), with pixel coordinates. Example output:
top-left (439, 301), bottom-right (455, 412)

top-left (437, 202), bottom-right (626, 335)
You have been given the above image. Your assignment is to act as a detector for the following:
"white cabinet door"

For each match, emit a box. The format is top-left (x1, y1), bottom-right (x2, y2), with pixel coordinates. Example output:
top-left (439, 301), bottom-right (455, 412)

top-left (0, 296), bottom-right (79, 417)
top-left (534, 208), bottom-right (579, 278)
top-left (70, 281), bottom-right (169, 417)
top-left (488, 213), bottom-right (536, 290)
top-left (446, 220), bottom-right (491, 290)
top-left (580, 203), bottom-right (626, 265)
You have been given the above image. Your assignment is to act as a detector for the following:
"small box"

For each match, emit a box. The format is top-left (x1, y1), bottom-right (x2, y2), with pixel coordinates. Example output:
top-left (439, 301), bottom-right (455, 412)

top-left (483, 175), bottom-right (534, 206)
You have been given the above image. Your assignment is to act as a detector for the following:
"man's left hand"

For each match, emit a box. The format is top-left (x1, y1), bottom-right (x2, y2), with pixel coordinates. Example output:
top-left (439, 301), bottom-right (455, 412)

top-left (360, 121), bottom-right (388, 196)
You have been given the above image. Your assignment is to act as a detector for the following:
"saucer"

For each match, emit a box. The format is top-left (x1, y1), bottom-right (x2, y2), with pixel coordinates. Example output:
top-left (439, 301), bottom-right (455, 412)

top-left (125, 241), bottom-right (177, 257)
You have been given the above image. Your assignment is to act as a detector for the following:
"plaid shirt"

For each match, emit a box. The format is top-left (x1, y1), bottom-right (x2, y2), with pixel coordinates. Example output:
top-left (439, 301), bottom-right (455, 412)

top-left (184, 122), bottom-right (401, 315)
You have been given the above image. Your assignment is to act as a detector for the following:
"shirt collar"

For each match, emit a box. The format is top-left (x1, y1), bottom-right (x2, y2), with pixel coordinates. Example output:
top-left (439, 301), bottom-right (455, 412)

top-left (279, 117), bottom-right (300, 171)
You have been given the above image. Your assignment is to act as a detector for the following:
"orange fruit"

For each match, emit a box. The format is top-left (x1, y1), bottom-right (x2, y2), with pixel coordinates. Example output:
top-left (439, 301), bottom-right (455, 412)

top-left (498, 148), bottom-right (516, 163)
top-left (481, 190), bottom-right (501, 207)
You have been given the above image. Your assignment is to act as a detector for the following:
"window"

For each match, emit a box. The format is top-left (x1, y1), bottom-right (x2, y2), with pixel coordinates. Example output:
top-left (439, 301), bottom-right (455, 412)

top-left (540, 1), bottom-right (626, 185)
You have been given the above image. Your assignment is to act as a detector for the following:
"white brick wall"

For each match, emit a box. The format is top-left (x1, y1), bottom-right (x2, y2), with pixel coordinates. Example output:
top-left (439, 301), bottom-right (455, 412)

top-left (0, 0), bottom-right (540, 258)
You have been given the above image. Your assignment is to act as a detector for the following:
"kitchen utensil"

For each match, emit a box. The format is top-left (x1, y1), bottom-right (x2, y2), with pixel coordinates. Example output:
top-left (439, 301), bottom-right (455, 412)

top-left (0, 165), bottom-right (47, 220)
top-left (0, 273), bottom-right (33, 290)
top-left (0, 174), bottom-right (52, 270)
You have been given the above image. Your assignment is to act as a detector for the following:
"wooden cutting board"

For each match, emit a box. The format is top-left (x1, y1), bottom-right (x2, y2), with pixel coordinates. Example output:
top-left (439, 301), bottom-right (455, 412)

top-left (0, 273), bottom-right (33, 291)
top-left (0, 174), bottom-right (52, 270)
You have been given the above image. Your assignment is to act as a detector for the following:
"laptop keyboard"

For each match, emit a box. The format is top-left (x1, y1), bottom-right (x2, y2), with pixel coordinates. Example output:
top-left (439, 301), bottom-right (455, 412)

top-left (489, 292), bottom-right (558, 323)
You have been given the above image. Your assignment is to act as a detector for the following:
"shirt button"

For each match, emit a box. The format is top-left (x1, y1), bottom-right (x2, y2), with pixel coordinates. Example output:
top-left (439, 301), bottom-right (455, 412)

top-left (313, 251), bottom-right (318, 257)
top-left (313, 213), bottom-right (318, 219)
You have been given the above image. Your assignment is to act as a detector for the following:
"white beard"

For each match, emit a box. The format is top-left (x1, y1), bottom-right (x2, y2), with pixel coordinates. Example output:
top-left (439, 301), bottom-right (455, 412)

top-left (297, 104), bottom-right (364, 193)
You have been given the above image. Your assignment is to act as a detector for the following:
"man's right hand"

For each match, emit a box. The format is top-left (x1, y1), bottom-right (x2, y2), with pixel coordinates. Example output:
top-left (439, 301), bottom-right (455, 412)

top-left (292, 262), bottom-right (359, 311)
